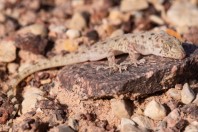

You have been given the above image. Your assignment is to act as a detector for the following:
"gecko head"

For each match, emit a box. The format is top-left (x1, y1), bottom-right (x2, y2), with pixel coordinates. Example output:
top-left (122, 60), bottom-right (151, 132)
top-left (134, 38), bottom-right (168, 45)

top-left (154, 33), bottom-right (186, 59)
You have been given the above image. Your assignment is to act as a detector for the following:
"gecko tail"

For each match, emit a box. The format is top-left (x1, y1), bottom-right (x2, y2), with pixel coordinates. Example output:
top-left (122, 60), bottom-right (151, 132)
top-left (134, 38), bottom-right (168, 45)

top-left (6, 87), bottom-right (19, 125)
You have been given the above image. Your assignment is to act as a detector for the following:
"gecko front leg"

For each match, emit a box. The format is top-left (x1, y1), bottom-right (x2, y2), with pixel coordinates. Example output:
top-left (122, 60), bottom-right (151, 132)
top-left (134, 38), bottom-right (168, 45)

top-left (120, 44), bottom-right (145, 67)
top-left (96, 49), bottom-right (127, 72)
top-left (120, 52), bottom-right (145, 67)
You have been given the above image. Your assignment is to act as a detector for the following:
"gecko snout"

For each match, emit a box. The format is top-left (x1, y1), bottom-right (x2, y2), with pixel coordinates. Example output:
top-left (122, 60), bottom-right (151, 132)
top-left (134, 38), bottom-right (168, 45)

top-left (179, 52), bottom-right (186, 59)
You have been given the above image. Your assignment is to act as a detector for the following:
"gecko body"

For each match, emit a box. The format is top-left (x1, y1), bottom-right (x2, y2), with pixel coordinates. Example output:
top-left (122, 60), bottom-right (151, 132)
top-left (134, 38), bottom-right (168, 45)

top-left (7, 30), bottom-right (185, 125)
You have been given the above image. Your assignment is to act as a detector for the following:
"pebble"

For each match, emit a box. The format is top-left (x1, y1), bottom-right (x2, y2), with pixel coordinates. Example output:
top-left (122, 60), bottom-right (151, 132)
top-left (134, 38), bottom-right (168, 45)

top-left (166, 88), bottom-right (181, 101)
top-left (17, 24), bottom-right (48, 37)
top-left (120, 0), bottom-right (148, 12)
top-left (144, 100), bottom-right (166, 120)
top-left (66, 29), bottom-right (81, 39)
top-left (22, 86), bottom-right (45, 114)
top-left (108, 9), bottom-right (124, 25)
top-left (48, 24), bottom-right (66, 35)
top-left (149, 15), bottom-right (164, 25)
top-left (132, 115), bottom-right (154, 129)
top-left (164, 109), bottom-right (181, 128)
top-left (51, 124), bottom-right (75, 132)
top-left (68, 118), bottom-right (79, 131)
top-left (167, 0), bottom-right (198, 27)
top-left (110, 99), bottom-right (132, 118)
top-left (192, 94), bottom-right (198, 105)
top-left (120, 118), bottom-right (149, 132)
top-left (0, 40), bottom-right (16, 62)
top-left (7, 63), bottom-right (19, 74)
top-left (15, 33), bottom-right (48, 55)
top-left (110, 29), bottom-right (124, 38)
top-left (181, 83), bottom-right (195, 104)
top-left (69, 12), bottom-right (87, 30)
top-left (184, 121), bottom-right (198, 132)
top-left (18, 10), bottom-right (37, 26)
top-left (86, 30), bottom-right (99, 41)
top-left (40, 79), bottom-right (52, 85)
top-left (55, 39), bottom-right (78, 52)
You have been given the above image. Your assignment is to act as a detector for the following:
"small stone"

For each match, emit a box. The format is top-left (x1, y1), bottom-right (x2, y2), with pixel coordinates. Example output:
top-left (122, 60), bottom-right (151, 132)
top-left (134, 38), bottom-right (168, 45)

top-left (181, 83), bottom-right (195, 104)
top-left (17, 24), bottom-right (48, 37)
top-left (149, 15), bottom-right (164, 25)
top-left (69, 12), bottom-right (87, 30)
top-left (174, 119), bottom-right (188, 131)
top-left (167, 0), bottom-right (198, 27)
top-left (66, 29), bottom-right (81, 39)
top-left (166, 99), bottom-right (180, 110)
top-left (144, 100), bottom-right (166, 120)
top-left (0, 108), bottom-right (9, 124)
top-left (52, 124), bottom-right (75, 132)
top-left (108, 9), bottom-right (124, 25)
top-left (54, 39), bottom-right (78, 53)
top-left (110, 29), bottom-right (124, 38)
top-left (63, 39), bottom-right (78, 52)
top-left (68, 118), bottom-right (79, 131)
top-left (184, 121), bottom-right (198, 132)
top-left (0, 39), bottom-right (16, 62)
top-left (18, 10), bottom-right (37, 26)
top-left (111, 99), bottom-right (132, 119)
top-left (155, 121), bottom-right (167, 131)
top-left (7, 63), bottom-right (19, 74)
top-left (166, 88), bottom-right (181, 101)
top-left (15, 33), bottom-right (48, 55)
top-left (48, 24), bottom-right (66, 36)
top-left (183, 26), bottom-right (198, 46)
top-left (120, 0), bottom-right (148, 12)
top-left (132, 115), bottom-right (154, 129)
top-left (40, 79), bottom-right (52, 85)
top-left (181, 104), bottom-right (198, 120)
top-left (192, 94), bottom-right (198, 105)
top-left (120, 118), bottom-right (148, 132)
top-left (86, 30), bottom-right (99, 41)
top-left (164, 109), bottom-right (181, 128)
top-left (175, 84), bottom-right (183, 90)
top-left (22, 86), bottom-right (45, 114)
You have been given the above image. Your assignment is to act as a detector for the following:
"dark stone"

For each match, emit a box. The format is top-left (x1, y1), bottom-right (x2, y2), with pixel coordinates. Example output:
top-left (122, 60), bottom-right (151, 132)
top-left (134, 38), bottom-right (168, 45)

top-left (181, 104), bottom-right (198, 119)
top-left (58, 43), bottom-right (198, 100)
top-left (14, 33), bottom-right (48, 55)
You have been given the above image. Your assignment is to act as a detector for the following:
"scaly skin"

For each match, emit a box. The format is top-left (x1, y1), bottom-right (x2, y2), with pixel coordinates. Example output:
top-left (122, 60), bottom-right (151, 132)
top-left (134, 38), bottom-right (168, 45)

top-left (6, 30), bottom-right (186, 126)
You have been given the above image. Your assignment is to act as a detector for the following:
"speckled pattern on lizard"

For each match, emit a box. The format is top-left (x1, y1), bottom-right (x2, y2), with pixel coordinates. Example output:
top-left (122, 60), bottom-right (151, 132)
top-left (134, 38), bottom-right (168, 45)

top-left (6, 30), bottom-right (186, 127)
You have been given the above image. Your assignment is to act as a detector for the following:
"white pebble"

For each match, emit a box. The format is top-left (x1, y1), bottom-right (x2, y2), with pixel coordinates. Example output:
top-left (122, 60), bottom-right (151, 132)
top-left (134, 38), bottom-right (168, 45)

top-left (166, 88), bottom-right (181, 101)
top-left (111, 99), bottom-right (132, 118)
top-left (184, 121), bottom-right (198, 132)
top-left (22, 86), bottom-right (45, 114)
top-left (0, 40), bottom-right (16, 62)
top-left (69, 13), bottom-right (87, 30)
top-left (120, 118), bottom-right (149, 132)
top-left (7, 63), bottom-right (19, 74)
top-left (66, 29), bottom-right (81, 39)
top-left (181, 83), bottom-right (195, 104)
top-left (132, 115), bottom-right (154, 129)
top-left (144, 100), bottom-right (166, 120)
top-left (17, 24), bottom-right (48, 37)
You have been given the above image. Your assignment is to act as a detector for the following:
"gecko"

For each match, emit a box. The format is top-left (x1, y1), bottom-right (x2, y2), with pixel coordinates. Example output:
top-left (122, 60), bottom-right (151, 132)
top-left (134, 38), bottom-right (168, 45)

top-left (6, 30), bottom-right (186, 126)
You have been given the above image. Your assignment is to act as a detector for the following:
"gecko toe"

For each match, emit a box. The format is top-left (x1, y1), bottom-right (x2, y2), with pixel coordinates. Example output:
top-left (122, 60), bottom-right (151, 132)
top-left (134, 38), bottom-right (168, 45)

top-left (96, 64), bottom-right (127, 72)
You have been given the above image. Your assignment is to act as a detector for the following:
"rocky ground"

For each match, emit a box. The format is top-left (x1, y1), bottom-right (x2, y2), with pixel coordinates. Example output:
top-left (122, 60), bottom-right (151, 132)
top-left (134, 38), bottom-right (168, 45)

top-left (0, 0), bottom-right (198, 132)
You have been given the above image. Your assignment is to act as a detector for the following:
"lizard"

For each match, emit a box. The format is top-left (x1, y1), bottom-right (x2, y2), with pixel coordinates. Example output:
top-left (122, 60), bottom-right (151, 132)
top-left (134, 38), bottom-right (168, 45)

top-left (6, 30), bottom-right (186, 126)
